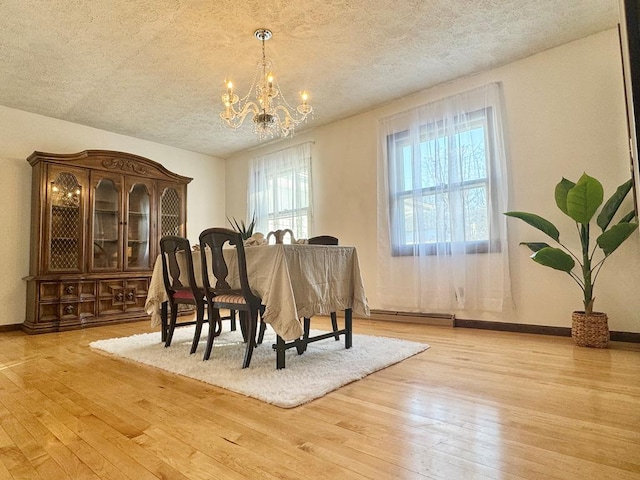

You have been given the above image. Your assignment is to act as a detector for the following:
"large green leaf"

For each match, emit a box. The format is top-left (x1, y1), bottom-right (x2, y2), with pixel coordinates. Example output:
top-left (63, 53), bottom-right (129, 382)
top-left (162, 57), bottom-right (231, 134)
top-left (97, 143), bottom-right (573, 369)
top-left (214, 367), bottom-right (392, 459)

top-left (531, 247), bottom-right (575, 272)
top-left (504, 212), bottom-right (560, 242)
top-left (554, 178), bottom-right (575, 215)
top-left (596, 179), bottom-right (633, 231)
top-left (520, 242), bottom-right (551, 252)
top-left (597, 222), bottom-right (639, 256)
top-left (620, 209), bottom-right (637, 224)
top-left (566, 173), bottom-right (603, 224)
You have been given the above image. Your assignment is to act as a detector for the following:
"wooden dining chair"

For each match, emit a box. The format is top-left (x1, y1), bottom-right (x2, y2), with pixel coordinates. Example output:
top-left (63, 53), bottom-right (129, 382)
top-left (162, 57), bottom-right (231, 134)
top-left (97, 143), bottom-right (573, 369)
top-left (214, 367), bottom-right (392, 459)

top-left (199, 227), bottom-right (263, 367)
top-left (307, 235), bottom-right (339, 246)
top-left (159, 236), bottom-right (208, 354)
top-left (304, 235), bottom-right (341, 343)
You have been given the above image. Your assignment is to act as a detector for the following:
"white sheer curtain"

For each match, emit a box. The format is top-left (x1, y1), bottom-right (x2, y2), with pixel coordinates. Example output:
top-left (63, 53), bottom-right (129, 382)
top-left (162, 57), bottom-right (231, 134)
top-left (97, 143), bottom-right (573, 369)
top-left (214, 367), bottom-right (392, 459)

top-left (377, 83), bottom-right (511, 313)
top-left (248, 142), bottom-right (312, 239)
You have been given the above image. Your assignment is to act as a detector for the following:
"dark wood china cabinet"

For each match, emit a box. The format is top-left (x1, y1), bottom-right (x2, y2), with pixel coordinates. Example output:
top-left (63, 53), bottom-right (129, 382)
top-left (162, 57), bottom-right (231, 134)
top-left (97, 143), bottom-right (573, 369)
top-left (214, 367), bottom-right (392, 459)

top-left (24, 150), bottom-right (192, 333)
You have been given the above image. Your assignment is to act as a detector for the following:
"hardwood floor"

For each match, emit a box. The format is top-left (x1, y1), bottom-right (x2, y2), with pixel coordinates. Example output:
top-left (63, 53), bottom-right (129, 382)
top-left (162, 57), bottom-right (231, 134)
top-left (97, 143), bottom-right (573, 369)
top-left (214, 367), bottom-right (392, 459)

top-left (0, 317), bottom-right (638, 479)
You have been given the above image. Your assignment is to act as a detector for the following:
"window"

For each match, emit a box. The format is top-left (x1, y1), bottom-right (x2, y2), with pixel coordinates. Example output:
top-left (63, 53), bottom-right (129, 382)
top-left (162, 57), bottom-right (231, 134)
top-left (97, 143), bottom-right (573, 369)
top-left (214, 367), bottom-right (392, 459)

top-left (248, 142), bottom-right (312, 239)
top-left (388, 107), bottom-right (499, 255)
top-left (263, 166), bottom-right (310, 236)
top-left (377, 83), bottom-right (510, 312)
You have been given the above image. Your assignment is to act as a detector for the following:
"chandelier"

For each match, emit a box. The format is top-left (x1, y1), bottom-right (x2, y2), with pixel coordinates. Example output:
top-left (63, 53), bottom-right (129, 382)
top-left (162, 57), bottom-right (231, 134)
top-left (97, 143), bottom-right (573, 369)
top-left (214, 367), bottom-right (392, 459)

top-left (220, 29), bottom-right (313, 140)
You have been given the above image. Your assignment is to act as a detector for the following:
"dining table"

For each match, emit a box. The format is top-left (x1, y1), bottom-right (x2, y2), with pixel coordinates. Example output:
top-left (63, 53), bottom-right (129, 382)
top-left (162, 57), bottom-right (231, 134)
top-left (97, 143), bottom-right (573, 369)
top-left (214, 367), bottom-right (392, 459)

top-left (144, 243), bottom-right (370, 343)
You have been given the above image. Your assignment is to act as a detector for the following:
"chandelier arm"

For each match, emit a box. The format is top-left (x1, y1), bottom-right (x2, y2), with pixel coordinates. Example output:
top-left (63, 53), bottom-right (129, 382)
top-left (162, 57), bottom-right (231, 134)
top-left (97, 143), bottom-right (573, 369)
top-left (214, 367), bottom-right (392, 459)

top-left (273, 104), bottom-right (303, 124)
top-left (236, 101), bottom-right (260, 119)
top-left (273, 77), bottom-right (312, 118)
top-left (278, 104), bottom-right (312, 125)
top-left (220, 101), bottom-right (260, 129)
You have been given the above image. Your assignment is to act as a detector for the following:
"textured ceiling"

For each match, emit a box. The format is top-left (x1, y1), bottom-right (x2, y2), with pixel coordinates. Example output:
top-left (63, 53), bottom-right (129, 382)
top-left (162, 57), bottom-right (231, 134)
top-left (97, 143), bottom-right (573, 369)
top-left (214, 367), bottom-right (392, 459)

top-left (0, 0), bottom-right (619, 158)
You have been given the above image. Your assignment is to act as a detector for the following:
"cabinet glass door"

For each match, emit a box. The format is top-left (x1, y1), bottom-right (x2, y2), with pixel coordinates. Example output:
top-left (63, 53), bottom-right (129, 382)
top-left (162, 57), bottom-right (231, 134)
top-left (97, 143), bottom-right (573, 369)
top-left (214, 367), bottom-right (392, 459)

top-left (93, 178), bottom-right (121, 270)
top-left (160, 187), bottom-right (182, 236)
top-left (49, 171), bottom-right (83, 271)
top-left (127, 182), bottom-right (151, 270)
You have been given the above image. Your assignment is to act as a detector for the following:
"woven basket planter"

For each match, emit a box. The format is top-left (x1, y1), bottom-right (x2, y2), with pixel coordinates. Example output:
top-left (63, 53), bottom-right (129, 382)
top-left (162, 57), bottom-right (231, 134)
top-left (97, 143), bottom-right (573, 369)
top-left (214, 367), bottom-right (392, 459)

top-left (571, 311), bottom-right (609, 348)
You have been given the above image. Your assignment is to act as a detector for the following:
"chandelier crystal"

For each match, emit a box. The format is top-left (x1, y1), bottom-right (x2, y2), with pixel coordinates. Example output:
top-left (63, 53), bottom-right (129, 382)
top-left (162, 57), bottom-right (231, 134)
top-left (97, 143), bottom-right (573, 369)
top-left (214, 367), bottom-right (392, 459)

top-left (220, 29), bottom-right (313, 140)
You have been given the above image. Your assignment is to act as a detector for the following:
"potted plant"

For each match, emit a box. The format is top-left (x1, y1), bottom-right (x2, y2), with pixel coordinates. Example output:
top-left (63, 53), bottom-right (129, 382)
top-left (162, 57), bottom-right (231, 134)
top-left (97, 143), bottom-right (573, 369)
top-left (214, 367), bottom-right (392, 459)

top-left (227, 214), bottom-right (256, 240)
top-left (505, 173), bottom-right (638, 348)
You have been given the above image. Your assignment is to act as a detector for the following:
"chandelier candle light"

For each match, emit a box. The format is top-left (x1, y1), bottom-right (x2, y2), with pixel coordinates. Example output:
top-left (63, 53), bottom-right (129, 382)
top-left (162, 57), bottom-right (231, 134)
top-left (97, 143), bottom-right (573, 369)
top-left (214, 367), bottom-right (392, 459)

top-left (220, 29), bottom-right (313, 139)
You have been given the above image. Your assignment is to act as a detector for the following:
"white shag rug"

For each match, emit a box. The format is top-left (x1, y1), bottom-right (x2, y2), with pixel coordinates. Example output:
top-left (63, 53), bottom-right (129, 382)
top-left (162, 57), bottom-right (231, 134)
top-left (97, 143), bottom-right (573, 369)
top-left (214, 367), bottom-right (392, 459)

top-left (90, 325), bottom-right (429, 408)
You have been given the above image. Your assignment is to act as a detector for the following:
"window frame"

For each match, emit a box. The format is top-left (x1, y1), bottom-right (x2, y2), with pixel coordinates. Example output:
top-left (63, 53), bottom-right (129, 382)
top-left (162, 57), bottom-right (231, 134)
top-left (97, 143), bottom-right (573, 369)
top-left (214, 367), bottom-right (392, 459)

top-left (262, 165), bottom-right (310, 238)
top-left (388, 106), bottom-right (501, 256)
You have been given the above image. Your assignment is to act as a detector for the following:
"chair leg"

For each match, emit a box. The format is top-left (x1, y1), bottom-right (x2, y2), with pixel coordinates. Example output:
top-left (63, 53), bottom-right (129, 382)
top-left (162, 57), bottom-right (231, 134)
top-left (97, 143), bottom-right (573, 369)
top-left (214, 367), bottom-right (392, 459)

top-left (190, 301), bottom-right (205, 354)
top-left (203, 307), bottom-right (221, 361)
top-left (331, 311), bottom-right (339, 341)
top-left (256, 305), bottom-right (267, 344)
top-left (160, 301), bottom-right (168, 342)
top-left (238, 311), bottom-right (248, 343)
top-left (230, 309), bottom-right (237, 331)
top-left (165, 302), bottom-right (179, 347)
top-left (242, 309), bottom-right (258, 368)
top-left (257, 320), bottom-right (267, 345)
top-left (212, 312), bottom-right (223, 337)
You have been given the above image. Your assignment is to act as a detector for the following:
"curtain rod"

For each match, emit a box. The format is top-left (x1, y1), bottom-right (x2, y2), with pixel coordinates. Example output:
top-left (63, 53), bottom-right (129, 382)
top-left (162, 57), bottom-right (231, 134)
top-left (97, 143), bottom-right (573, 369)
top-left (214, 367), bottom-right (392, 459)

top-left (247, 139), bottom-right (315, 155)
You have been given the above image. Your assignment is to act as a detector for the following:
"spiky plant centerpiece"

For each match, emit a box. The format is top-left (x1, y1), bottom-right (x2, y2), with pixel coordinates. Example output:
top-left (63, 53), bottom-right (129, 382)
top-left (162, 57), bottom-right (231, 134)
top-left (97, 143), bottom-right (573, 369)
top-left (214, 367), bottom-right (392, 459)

top-left (227, 214), bottom-right (256, 240)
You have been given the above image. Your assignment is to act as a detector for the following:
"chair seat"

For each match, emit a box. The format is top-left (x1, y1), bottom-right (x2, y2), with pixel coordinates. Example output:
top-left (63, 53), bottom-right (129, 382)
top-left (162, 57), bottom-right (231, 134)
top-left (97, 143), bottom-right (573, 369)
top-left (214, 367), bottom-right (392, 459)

top-left (214, 293), bottom-right (246, 305)
top-left (173, 290), bottom-right (195, 300)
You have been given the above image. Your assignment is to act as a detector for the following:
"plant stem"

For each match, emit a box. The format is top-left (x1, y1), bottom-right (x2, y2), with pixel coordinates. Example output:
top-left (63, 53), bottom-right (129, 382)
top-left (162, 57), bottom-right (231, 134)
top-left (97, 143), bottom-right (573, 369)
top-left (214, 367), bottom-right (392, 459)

top-left (580, 223), bottom-right (593, 314)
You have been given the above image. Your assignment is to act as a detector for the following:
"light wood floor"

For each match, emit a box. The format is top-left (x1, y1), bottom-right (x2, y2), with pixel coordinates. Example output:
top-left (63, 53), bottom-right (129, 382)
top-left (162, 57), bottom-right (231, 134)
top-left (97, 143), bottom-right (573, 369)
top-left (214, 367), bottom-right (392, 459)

top-left (0, 318), bottom-right (638, 480)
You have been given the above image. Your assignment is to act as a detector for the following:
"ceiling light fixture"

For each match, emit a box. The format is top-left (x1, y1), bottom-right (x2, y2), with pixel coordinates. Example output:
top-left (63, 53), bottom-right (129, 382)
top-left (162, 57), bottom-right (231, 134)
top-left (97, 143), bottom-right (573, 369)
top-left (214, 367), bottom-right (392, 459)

top-left (220, 29), bottom-right (313, 140)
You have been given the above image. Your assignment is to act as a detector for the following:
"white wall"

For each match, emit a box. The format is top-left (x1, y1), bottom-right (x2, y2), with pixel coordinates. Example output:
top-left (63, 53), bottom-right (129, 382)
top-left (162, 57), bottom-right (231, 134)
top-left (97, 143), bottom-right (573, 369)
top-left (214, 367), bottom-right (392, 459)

top-left (0, 106), bottom-right (226, 327)
top-left (225, 29), bottom-right (640, 333)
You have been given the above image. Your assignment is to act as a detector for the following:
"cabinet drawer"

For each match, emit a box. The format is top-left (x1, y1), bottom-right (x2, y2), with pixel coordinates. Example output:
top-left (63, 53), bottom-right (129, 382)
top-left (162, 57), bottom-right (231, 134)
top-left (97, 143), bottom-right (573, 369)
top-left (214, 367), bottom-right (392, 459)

top-left (97, 277), bottom-right (149, 315)
top-left (61, 281), bottom-right (96, 300)
top-left (60, 301), bottom-right (96, 321)
top-left (126, 278), bottom-right (149, 312)
top-left (38, 303), bottom-right (59, 323)
top-left (40, 281), bottom-right (97, 301)
top-left (126, 278), bottom-right (149, 296)
top-left (37, 300), bottom-right (95, 323)
top-left (98, 278), bottom-right (148, 296)
top-left (39, 282), bottom-right (60, 301)
top-left (98, 279), bottom-right (125, 297)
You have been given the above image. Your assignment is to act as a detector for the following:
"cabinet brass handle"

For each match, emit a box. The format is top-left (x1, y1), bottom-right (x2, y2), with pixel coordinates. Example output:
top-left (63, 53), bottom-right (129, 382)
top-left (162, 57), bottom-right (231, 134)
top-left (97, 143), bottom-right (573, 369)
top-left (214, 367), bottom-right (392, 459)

top-left (115, 292), bottom-right (124, 301)
top-left (65, 285), bottom-right (75, 294)
top-left (64, 305), bottom-right (74, 314)
top-left (126, 292), bottom-right (135, 301)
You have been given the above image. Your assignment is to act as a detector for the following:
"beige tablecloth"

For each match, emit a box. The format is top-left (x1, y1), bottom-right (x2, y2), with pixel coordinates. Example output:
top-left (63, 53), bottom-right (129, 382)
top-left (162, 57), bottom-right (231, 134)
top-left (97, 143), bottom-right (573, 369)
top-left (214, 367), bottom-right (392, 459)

top-left (144, 244), bottom-right (370, 341)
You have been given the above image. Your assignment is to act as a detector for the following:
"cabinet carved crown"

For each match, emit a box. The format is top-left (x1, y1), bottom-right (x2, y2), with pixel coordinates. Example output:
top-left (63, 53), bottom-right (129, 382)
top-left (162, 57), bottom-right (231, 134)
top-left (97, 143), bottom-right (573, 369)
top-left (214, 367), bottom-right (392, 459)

top-left (102, 158), bottom-right (147, 175)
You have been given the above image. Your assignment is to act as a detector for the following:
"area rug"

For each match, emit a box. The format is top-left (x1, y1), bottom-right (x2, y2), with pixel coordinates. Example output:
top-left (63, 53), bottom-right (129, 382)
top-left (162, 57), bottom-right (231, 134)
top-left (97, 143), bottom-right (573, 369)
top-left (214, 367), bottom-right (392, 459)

top-left (90, 326), bottom-right (429, 408)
